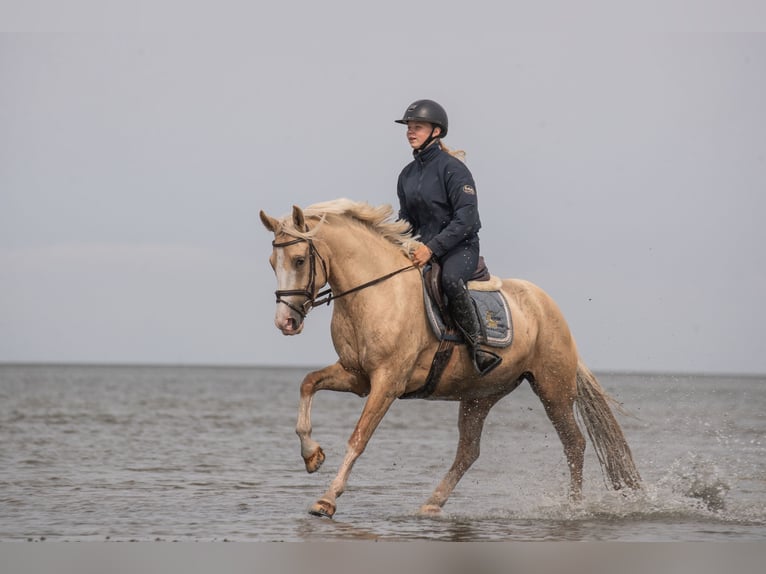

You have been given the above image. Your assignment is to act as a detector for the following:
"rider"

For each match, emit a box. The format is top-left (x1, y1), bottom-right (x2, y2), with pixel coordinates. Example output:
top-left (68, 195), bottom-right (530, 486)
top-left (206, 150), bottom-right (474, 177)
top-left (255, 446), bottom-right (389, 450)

top-left (395, 99), bottom-right (502, 376)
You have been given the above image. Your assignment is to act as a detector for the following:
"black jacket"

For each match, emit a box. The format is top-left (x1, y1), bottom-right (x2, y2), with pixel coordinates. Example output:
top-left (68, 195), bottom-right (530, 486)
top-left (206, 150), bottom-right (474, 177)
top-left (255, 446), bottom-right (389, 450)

top-left (397, 143), bottom-right (481, 258)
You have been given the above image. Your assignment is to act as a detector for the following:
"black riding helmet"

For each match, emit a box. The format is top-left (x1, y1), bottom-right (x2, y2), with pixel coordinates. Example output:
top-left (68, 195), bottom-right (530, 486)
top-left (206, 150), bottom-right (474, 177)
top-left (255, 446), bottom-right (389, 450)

top-left (395, 99), bottom-right (449, 138)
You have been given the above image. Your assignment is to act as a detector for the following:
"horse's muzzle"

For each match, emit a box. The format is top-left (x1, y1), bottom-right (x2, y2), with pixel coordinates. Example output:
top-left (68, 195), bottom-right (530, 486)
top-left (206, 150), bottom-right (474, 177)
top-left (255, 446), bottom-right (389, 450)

top-left (276, 312), bottom-right (305, 336)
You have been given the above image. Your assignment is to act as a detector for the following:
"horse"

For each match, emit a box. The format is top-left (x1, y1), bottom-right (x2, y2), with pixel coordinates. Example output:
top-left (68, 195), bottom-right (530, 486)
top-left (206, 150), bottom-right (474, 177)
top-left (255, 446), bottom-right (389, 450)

top-left (259, 198), bottom-right (641, 518)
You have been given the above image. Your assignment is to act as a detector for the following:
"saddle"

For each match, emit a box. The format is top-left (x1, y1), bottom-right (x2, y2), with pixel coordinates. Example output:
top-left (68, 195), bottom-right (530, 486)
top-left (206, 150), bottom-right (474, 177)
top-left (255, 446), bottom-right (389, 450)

top-left (423, 258), bottom-right (513, 348)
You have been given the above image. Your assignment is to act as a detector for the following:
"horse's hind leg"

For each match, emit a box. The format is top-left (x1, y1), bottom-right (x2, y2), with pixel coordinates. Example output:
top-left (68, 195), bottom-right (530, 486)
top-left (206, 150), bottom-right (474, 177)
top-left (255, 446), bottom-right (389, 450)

top-left (419, 395), bottom-right (502, 515)
top-left (529, 372), bottom-right (586, 500)
top-left (297, 362), bottom-right (369, 473)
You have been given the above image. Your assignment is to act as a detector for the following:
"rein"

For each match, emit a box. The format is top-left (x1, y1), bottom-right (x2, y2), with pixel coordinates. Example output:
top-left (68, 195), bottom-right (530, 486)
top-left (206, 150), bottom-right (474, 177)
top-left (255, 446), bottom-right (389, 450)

top-left (272, 235), bottom-right (417, 318)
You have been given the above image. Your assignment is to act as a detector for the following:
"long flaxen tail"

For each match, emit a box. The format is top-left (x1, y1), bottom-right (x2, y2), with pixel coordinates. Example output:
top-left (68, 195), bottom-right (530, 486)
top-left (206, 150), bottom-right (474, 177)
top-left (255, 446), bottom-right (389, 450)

top-left (575, 360), bottom-right (642, 490)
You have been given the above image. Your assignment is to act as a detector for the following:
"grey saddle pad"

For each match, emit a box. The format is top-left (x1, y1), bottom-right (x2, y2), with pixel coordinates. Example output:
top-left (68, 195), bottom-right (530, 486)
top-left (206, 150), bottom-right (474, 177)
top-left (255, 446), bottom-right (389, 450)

top-left (422, 280), bottom-right (513, 348)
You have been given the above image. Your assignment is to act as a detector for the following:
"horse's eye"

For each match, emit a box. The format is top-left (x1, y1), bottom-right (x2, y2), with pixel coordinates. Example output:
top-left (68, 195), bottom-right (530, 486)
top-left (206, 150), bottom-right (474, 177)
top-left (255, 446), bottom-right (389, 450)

top-left (295, 257), bottom-right (306, 267)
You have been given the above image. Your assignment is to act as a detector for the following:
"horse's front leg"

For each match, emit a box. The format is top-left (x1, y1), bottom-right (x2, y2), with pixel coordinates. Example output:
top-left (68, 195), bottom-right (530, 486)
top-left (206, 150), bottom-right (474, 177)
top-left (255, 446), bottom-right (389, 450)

top-left (297, 362), bottom-right (369, 473)
top-left (309, 374), bottom-right (402, 518)
top-left (419, 395), bottom-right (502, 515)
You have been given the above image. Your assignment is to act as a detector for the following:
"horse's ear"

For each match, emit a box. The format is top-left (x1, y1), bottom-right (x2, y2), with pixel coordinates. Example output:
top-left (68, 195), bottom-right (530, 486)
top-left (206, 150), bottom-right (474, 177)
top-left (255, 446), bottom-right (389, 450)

top-left (260, 210), bottom-right (278, 232)
top-left (292, 205), bottom-right (305, 230)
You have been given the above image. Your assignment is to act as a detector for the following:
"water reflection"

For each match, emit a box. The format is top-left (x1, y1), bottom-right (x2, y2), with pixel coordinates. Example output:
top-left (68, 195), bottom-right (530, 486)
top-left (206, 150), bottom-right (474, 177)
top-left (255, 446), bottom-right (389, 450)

top-left (295, 516), bottom-right (382, 541)
top-left (294, 512), bottom-right (596, 542)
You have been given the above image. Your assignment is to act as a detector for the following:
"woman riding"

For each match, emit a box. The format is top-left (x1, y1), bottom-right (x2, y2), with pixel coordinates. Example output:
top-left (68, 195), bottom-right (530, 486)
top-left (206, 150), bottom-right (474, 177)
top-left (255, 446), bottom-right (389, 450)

top-left (395, 99), bottom-right (502, 376)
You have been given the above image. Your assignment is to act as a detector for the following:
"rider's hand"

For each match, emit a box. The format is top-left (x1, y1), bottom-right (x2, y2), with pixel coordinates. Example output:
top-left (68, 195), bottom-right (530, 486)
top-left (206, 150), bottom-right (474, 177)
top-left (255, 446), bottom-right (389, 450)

top-left (411, 244), bottom-right (433, 268)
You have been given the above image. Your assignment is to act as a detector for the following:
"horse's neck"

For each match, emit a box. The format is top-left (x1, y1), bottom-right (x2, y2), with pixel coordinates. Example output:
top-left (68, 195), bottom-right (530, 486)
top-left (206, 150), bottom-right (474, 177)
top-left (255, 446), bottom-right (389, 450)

top-left (319, 222), bottom-right (425, 363)
top-left (320, 224), bottom-right (410, 294)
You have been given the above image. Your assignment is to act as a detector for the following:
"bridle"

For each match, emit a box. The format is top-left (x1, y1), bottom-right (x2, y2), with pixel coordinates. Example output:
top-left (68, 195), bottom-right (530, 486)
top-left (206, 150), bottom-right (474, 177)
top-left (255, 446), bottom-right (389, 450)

top-left (271, 233), bottom-right (417, 319)
top-left (271, 235), bottom-right (328, 319)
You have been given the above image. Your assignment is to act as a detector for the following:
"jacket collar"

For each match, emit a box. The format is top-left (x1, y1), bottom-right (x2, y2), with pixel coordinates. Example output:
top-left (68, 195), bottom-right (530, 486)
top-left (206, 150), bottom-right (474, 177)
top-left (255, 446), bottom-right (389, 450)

top-left (413, 141), bottom-right (442, 163)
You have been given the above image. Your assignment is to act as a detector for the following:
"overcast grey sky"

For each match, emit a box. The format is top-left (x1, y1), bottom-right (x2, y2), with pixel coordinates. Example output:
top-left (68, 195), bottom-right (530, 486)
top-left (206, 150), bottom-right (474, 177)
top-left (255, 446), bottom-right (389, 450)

top-left (1, 2), bottom-right (765, 374)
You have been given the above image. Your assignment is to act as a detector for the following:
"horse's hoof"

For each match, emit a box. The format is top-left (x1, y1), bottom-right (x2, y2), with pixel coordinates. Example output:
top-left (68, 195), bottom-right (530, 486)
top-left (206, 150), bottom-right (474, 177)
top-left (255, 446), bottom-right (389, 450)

top-left (308, 499), bottom-right (335, 518)
top-left (304, 447), bottom-right (325, 474)
top-left (418, 504), bottom-right (442, 516)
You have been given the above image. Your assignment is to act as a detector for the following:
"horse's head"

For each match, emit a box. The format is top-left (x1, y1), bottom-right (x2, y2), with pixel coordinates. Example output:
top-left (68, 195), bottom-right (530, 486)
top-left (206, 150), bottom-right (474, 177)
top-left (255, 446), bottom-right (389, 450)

top-left (260, 205), bottom-right (327, 336)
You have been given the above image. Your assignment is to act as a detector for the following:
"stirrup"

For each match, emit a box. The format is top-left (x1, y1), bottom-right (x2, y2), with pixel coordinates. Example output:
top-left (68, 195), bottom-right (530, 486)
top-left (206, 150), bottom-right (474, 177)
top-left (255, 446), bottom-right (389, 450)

top-left (472, 348), bottom-right (502, 376)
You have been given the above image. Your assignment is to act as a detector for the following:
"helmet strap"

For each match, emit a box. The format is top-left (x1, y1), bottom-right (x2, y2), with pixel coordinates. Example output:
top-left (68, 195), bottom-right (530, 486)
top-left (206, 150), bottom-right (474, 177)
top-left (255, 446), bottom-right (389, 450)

top-left (416, 126), bottom-right (439, 153)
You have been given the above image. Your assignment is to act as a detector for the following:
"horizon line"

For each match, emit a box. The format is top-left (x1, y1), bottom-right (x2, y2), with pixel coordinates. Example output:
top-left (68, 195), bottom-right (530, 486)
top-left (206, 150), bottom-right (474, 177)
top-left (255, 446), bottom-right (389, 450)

top-left (0, 361), bottom-right (763, 379)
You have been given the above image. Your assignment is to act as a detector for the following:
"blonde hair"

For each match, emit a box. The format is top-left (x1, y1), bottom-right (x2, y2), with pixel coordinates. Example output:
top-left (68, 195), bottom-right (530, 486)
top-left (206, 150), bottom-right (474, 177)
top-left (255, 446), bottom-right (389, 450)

top-left (439, 141), bottom-right (466, 162)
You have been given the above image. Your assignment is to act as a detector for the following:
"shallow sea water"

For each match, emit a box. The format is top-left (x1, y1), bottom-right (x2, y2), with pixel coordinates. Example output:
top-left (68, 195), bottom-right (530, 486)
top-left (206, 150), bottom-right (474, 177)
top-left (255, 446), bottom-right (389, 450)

top-left (0, 365), bottom-right (764, 542)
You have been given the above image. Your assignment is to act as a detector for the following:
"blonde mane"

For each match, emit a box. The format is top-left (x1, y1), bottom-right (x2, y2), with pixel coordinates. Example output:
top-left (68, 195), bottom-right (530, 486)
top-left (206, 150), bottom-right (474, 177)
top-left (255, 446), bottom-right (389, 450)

top-left (275, 198), bottom-right (419, 254)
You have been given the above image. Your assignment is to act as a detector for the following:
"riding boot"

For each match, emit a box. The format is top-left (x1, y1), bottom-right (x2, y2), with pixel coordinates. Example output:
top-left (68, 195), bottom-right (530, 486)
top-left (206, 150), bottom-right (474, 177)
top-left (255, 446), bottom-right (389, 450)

top-left (448, 281), bottom-right (503, 376)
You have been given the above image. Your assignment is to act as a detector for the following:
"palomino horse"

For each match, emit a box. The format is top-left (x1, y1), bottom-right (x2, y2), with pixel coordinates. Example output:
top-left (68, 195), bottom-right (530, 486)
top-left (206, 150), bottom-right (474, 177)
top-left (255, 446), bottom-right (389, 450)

top-left (260, 199), bottom-right (641, 518)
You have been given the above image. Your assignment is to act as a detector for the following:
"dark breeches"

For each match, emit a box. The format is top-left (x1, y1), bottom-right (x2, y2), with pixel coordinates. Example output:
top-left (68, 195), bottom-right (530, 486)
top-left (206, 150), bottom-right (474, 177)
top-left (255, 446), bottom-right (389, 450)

top-left (439, 241), bottom-right (480, 302)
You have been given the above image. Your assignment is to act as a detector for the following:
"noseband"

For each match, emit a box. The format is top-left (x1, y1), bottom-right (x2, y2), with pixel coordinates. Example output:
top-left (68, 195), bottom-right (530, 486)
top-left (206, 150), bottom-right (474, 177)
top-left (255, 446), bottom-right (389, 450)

top-left (271, 234), bottom-right (416, 319)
